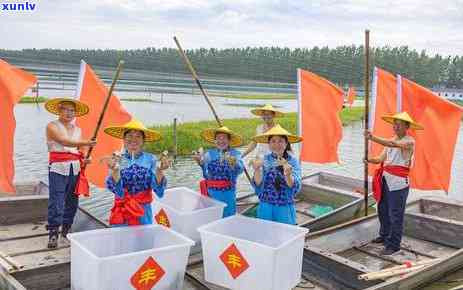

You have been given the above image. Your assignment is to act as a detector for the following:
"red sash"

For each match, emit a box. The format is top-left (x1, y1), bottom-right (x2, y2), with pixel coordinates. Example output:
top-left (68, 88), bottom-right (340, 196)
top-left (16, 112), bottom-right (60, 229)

top-left (199, 179), bottom-right (232, 196)
top-left (109, 188), bottom-right (153, 226)
top-left (373, 163), bottom-right (410, 203)
top-left (49, 151), bottom-right (89, 197)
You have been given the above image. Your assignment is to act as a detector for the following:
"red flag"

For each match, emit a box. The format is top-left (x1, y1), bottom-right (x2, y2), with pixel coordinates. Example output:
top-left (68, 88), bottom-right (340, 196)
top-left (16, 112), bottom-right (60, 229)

top-left (401, 76), bottom-right (463, 192)
top-left (298, 69), bottom-right (344, 163)
top-left (347, 86), bottom-right (356, 107)
top-left (368, 68), bottom-right (398, 175)
top-left (0, 60), bottom-right (37, 194)
top-left (76, 61), bottom-right (131, 188)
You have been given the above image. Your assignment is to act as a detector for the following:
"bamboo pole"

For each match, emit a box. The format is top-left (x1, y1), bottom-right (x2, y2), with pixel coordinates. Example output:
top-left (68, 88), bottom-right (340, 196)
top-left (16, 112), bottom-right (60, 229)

top-left (85, 60), bottom-right (124, 159)
top-left (0, 250), bottom-right (22, 272)
top-left (173, 36), bottom-right (253, 183)
top-left (358, 259), bottom-right (439, 281)
top-left (360, 264), bottom-right (427, 281)
top-left (363, 30), bottom-right (371, 217)
top-left (173, 36), bottom-right (222, 126)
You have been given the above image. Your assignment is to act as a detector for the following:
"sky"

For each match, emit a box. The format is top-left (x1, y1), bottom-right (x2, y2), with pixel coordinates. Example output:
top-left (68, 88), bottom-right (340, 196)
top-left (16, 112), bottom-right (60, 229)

top-left (1, 0), bottom-right (463, 55)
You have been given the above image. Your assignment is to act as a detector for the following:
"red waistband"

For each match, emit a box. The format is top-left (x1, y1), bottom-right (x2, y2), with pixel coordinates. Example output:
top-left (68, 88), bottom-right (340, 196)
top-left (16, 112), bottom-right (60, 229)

top-left (49, 151), bottom-right (82, 163)
top-left (373, 163), bottom-right (410, 202)
top-left (109, 188), bottom-right (153, 226)
top-left (199, 179), bottom-right (232, 196)
top-left (49, 151), bottom-right (90, 198)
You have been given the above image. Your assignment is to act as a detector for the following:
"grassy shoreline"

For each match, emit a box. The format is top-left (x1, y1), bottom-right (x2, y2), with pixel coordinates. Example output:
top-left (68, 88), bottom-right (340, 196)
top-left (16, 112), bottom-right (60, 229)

top-left (145, 107), bottom-right (364, 155)
top-left (120, 97), bottom-right (155, 102)
top-left (218, 94), bottom-right (296, 100)
top-left (19, 96), bottom-right (48, 103)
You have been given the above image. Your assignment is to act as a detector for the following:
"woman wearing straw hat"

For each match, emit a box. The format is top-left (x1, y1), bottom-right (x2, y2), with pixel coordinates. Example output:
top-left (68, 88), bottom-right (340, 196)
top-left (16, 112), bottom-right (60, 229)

top-left (193, 126), bottom-right (244, 217)
top-left (251, 124), bottom-right (302, 225)
top-left (241, 104), bottom-right (284, 159)
top-left (104, 119), bottom-right (170, 226)
top-left (365, 112), bottom-right (423, 256)
top-left (45, 98), bottom-right (97, 248)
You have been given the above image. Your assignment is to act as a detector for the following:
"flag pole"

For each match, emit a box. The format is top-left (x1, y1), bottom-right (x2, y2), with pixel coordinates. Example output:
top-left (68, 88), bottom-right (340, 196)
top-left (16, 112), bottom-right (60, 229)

top-left (85, 60), bottom-right (124, 159)
top-left (364, 30), bottom-right (371, 216)
top-left (173, 36), bottom-right (253, 183)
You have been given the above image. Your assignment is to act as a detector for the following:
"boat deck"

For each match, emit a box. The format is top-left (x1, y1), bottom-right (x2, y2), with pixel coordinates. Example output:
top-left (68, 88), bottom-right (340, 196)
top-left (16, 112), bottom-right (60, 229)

top-left (299, 196), bottom-right (463, 290)
top-left (337, 236), bottom-right (458, 273)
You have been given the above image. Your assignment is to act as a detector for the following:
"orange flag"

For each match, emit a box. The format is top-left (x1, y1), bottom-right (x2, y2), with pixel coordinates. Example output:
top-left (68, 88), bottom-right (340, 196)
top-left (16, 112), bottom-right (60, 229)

top-left (347, 86), bottom-right (356, 107)
top-left (0, 59), bottom-right (37, 193)
top-left (298, 69), bottom-right (344, 163)
top-left (400, 76), bottom-right (463, 192)
top-left (75, 61), bottom-right (131, 188)
top-left (368, 68), bottom-right (398, 175)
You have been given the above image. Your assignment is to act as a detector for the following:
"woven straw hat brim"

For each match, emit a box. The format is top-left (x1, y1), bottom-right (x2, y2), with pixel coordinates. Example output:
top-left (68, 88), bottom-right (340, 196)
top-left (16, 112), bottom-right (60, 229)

top-left (250, 104), bottom-right (284, 117)
top-left (44, 98), bottom-right (89, 117)
top-left (382, 114), bottom-right (423, 130)
top-left (104, 125), bottom-right (161, 142)
top-left (201, 127), bottom-right (243, 147)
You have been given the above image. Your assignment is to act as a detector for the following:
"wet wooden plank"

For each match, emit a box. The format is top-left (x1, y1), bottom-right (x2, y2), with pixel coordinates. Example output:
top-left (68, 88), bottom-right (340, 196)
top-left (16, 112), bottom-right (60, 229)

top-left (421, 199), bottom-right (463, 223)
top-left (357, 243), bottom-right (425, 265)
top-left (0, 270), bottom-right (27, 290)
top-left (0, 196), bottom-right (48, 225)
top-left (188, 252), bottom-right (204, 266)
top-left (186, 263), bottom-right (228, 290)
top-left (302, 247), bottom-right (376, 290)
top-left (404, 212), bottom-right (463, 248)
top-left (11, 248), bottom-right (70, 272)
top-left (337, 247), bottom-right (394, 272)
top-left (11, 261), bottom-right (70, 290)
top-left (0, 221), bottom-right (48, 241)
top-left (401, 236), bottom-right (457, 258)
top-left (0, 236), bottom-right (70, 258)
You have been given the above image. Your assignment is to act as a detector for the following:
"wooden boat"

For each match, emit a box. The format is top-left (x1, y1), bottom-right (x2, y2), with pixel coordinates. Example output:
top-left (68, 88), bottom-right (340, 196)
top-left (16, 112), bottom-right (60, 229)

top-left (299, 195), bottom-right (463, 290)
top-left (240, 171), bottom-right (375, 232)
top-left (0, 182), bottom-right (106, 290)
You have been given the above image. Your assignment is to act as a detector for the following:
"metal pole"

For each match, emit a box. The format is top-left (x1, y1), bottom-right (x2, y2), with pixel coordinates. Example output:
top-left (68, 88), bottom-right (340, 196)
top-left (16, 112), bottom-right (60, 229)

top-left (364, 30), bottom-right (371, 217)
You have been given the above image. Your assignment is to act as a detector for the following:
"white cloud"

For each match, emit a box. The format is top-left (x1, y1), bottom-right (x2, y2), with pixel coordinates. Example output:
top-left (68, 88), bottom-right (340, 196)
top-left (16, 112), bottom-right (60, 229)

top-left (1, 0), bottom-right (462, 55)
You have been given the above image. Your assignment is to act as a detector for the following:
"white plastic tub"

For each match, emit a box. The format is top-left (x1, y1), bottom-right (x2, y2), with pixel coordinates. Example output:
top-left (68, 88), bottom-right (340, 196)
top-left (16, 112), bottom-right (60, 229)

top-left (198, 215), bottom-right (308, 290)
top-left (69, 225), bottom-right (194, 290)
top-left (152, 187), bottom-right (226, 249)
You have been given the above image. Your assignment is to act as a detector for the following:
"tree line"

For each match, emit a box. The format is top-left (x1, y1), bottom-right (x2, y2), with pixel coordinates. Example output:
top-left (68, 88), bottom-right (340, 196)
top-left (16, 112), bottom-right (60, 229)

top-left (1, 46), bottom-right (462, 88)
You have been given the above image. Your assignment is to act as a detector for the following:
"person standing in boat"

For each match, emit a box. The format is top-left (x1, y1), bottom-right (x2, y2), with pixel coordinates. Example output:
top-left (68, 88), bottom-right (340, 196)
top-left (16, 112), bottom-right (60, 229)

top-left (45, 98), bottom-right (96, 248)
top-left (241, 104), bottom-right (284, 159)
top-left (193, 126), bottom-right (244, 217)
top-left (251, 124), bottom-right (303, 225)
top-left (365, 112), bottom-right (423, 256)
top-left (104, 119), bottom-right (170, 226)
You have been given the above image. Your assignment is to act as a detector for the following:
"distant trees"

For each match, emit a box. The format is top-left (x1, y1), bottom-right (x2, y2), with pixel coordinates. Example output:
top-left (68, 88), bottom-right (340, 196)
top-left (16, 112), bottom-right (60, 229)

top-left (1, 46), bottom-right (461, 88)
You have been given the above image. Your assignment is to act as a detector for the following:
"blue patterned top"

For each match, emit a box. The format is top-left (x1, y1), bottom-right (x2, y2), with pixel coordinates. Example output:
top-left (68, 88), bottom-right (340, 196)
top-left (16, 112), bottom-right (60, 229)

top-left (106, 151), bottom-right (166, 198)
top-left (201, 148), bottom-right (244, 190)
top-left (253, 153), bottom-right (302, 205)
